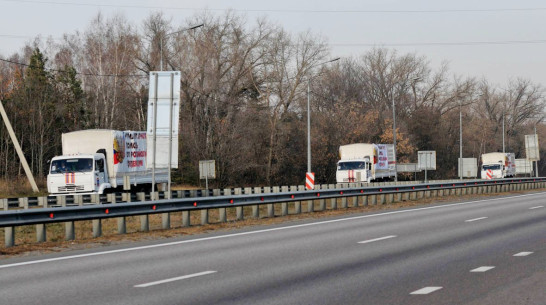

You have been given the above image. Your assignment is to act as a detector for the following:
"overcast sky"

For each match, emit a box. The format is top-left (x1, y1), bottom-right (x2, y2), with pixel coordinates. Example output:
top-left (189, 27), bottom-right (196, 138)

top-left (2, 0), bottom-right (546, 87)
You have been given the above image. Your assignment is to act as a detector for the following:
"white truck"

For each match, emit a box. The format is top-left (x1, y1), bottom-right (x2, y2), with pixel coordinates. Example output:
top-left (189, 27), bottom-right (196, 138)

top-left (336, 143), bottom-right (396, 183)
top-left (47, 129), bottom-right (168, 194)
top-left (480, 152), bottom-right (516, 179)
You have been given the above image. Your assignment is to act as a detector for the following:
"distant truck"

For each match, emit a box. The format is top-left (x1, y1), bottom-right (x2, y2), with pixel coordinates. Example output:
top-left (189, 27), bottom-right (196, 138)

top-left (47, 129), bottom-right (168, 194)
top-left (480, 152), bottom-right (516, 179)
top-left (336, 143), bottom-right (396, 183)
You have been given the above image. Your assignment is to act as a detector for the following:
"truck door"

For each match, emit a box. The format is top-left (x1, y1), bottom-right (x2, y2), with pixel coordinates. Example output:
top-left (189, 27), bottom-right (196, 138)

top-left (95, 158), bottom-right (107, 189)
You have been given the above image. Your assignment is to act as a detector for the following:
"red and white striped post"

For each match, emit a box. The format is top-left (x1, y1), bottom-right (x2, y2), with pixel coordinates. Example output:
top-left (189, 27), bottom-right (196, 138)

top-left (306, 172), bottom-right (315, 190)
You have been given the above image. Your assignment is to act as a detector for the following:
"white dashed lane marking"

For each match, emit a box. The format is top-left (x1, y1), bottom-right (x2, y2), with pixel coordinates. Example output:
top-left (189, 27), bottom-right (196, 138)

top-left (465, 217), bottom-right (488, 222)
top-left (410, 287), bottom-right (443, 295)
top-left (513, 252), bottom-right (533, 257)
top-left (134, 271), bottom-right (217, 288)
top-left (529, 206), bottom-right (543, 210)
top-left (358, 235), bottom-right (397, 244)
top-left (470, 266), bottom-right (495, 272)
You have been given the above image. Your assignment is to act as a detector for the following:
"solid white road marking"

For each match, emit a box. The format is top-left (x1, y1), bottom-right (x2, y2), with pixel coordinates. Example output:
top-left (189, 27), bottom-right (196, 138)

top-left (0, 192), bottom-right (542, 270)
top-left (465, 217), bottom-right (488, 222)
top-left (134, 271), bottom-right (217, 288)
top-left (410, 287), bottom-right (443, 295)
top-left (529, 206), bottom-right (544, 210)
top-left (513, 252), bottom-right (533, 257)
top-left (358, 235), bottom-right (397, 244)
top-left (470, 266), bottom-right (495, 272)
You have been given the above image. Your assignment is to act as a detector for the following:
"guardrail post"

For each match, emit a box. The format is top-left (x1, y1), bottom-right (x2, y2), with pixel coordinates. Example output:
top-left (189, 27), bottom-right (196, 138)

top-left (341, 195), bottom-right (348, 208)
top-left (38, 196), bottom-right (47, 207)
top-left (307, 187), bottom-right (314, 213)
top-left (386, 193), bottom-right (394, 204)
top-left (59, 199), bottom-right (75, 241)
top-left (4, 227), bottom-right (14, 247)
top-left (182, 210), bottom-right (190, 227)
top-left (65, 222), bottom-right (75, 241)
top-left (352, 192), bottom-right (359, 208)
top-left (264, 187), bottom-right (274, 217)
top-left (121, 192), bottom-right (131, 202)
top-left (379, 194), bottom-right (386, 204)
top-left (318, 185), bottom-right (326, 211)
top-left (281, 186), bottom-right (289, 215)
top-left (92, 219), bottom-right (102, 238)
top-left (2, 199), bottom-right (13, 247)
top-left (220, 188), bottom-right (230, 222)
top-left (395, 191), bottom-right (402, 202)
top-left (329, 184), bottom-right (337, 209)
top-left (114, 193), bottom-right (126, 234)
top-left (18, 197), bottom-right (29, 209)
top-left (138, 193), bottom-right (149, 232)
top-left (200, 189), bottom-right (209, 225)
top-left (370, 194), bottom-right (377, 205)
top-left (36, 224), bottom-right (46, 243)
top-left (211, 189), bottom-right (221, 222)
top-left (235, 188), bottom-right (244, 220)
top-left (253, 187), bottom-right (261, 218)
top-left (362, 193), bottom-right (368, 206)
top-left (293, 186), bottom-right (302, 214)
top-left (74, 195), bottom-right (83, 206)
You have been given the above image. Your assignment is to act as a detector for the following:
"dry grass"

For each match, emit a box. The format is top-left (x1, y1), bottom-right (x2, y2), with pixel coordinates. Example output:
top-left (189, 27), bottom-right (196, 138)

top-left (0, 177), bottom-right (49, 198)
top-left (1, 188), bottom-right (538, 259)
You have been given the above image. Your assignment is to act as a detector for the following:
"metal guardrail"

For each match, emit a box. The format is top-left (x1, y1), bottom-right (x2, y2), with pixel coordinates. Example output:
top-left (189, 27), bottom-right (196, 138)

top-left (0, 179), bottom-right (483, 209)
top-left (1, 177), bottom-right (545, 228)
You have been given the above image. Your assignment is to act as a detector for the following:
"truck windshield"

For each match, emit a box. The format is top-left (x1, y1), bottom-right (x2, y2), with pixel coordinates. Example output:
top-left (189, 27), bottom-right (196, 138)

top-left (50, 158), bottom-right (94, 173)
top-left (338, 161), bottom-right (367, 170)
top-left (482, 164), bottom-right (501, 171)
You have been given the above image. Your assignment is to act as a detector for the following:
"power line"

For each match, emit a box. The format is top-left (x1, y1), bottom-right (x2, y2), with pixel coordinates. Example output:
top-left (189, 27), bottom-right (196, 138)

top-left (2, 31), bottom-right (546, 47)
top-left (330, 40), bottom-right (546, 47)
top-left (3, 0), bottom-right (546, 14)
top-left (0, 58), bottom-right (146, 78)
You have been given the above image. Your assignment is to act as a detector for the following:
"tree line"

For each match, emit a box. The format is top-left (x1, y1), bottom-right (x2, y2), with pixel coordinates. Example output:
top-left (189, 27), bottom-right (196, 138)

top-left (0, 11), bottom-right (544, 189)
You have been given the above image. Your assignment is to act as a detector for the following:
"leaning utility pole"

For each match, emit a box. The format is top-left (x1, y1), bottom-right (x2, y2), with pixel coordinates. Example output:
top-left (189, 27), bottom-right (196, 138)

top-left (0, 100), bottom-right (39, 192)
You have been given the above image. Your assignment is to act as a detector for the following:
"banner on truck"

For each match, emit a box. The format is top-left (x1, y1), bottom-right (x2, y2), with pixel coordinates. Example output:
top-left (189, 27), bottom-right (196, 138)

top-left (376, 144), bottom-right (389, 170)
top-left (113, 131), bottom-right (148, 173)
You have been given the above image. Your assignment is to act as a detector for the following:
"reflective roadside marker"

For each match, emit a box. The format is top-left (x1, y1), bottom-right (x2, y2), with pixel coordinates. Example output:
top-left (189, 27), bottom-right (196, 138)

top-left (305, 172), bottom-right (315, 190)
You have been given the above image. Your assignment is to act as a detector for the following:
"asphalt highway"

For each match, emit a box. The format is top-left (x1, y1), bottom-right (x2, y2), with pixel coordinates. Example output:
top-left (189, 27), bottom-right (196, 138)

top-left (1, 192), bottom-right (545, 304)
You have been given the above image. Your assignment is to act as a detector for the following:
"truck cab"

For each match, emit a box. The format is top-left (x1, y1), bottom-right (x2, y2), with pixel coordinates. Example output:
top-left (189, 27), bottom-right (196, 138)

top-left (47, 153), bottom-right (111, 194)
top-left (336, 158), bottom-right (372, 183)
top-left (480, 163), bottom-right (505, 179)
